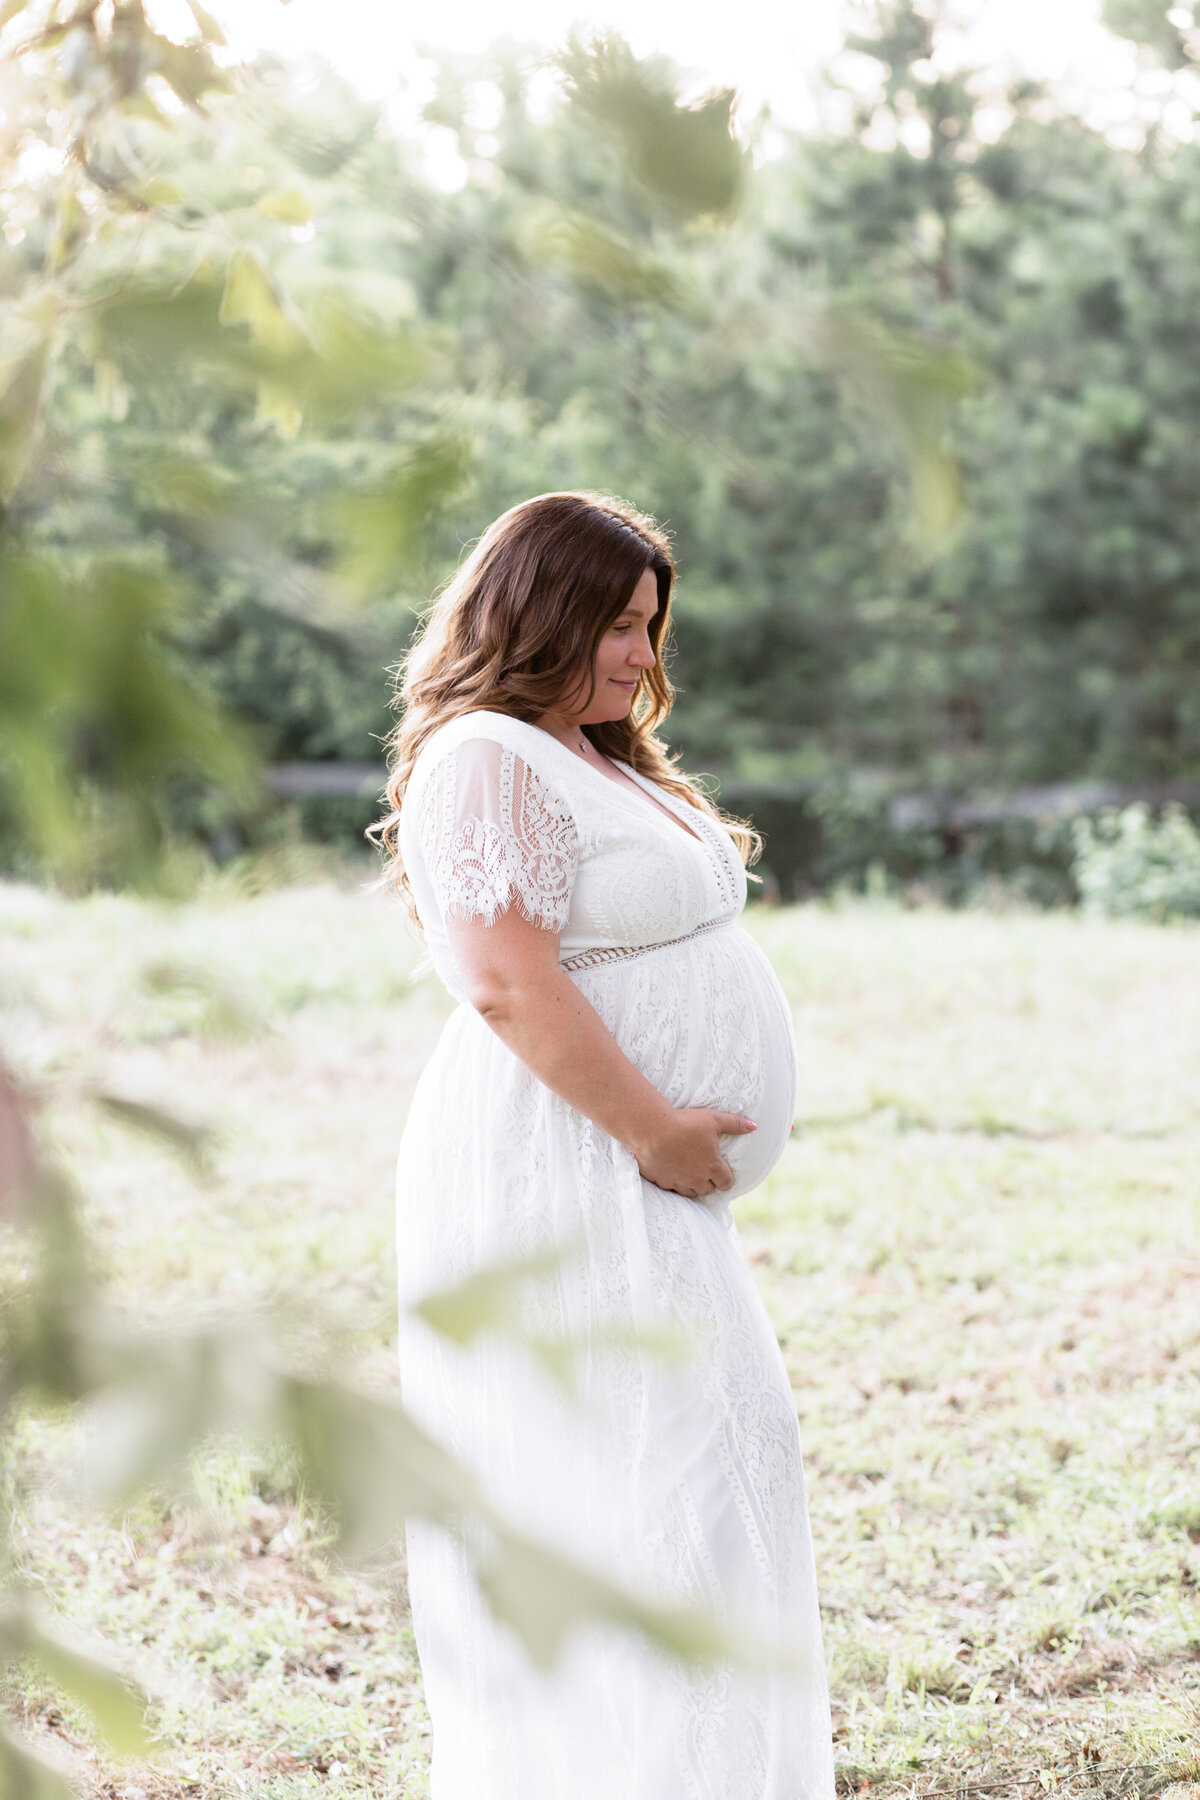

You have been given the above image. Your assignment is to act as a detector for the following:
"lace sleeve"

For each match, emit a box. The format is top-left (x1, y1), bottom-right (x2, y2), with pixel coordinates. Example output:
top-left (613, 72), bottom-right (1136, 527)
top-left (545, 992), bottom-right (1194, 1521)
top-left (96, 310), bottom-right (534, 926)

top-left (415, 737), bottom-right (578, 931)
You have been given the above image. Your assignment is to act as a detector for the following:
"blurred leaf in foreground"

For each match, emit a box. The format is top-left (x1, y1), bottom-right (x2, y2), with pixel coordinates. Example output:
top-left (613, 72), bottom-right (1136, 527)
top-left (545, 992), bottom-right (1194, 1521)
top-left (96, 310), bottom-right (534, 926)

top-left (413, 1245), bottom-right (690, 1389)
top-left (412, 1246), bottom-right (575, 1347)
top-left (322, 434), bottom-right (471, 597)
top-left (68, 1303), bottom-right (740, 1678)
top-left (0, 552), bottom-right (259, 884)
top-left (0, 1719), bottom-right (77, 1800)
top-left (561, 31), bottom-right (747, 219)
top-left (78, 1320), bottom-right (284, 1502)
top-left (137, 955), bottom-right (267, 1041)
top-left (518, 203), bottom-right (684, 305)
top-left (814, 304), bottom-right (976, 547)
top-left (0, 1064), bottom-right (35, 1222)
top-left (478, 1528), bottom-right (776, 1672)
top-left (219, 248), bottom-right (310, 432)
top-left (0, 333), bottom-right (51, 503)
top-left (280, 1375), bottom-right (486, 1558)
top-left (93, 1094), bottom-right (217, 1179)
top-left (255, 187), bottom-right (312, 225)
top-left (0, 1603), bottom-right (152, 1761)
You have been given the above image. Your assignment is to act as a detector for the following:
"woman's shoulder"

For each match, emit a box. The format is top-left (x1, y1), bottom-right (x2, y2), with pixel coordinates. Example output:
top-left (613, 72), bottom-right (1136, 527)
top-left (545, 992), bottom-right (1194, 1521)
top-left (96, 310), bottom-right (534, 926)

top-left (408, 710), bottom-right (577, 795)
top-left (415, 709), bottom-right (553, 760)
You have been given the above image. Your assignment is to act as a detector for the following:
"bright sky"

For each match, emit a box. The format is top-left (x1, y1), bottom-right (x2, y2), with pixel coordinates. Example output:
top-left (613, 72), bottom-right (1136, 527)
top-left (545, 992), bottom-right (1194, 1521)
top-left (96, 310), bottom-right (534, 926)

top-left (149, 0), bottom-right (1200, 159)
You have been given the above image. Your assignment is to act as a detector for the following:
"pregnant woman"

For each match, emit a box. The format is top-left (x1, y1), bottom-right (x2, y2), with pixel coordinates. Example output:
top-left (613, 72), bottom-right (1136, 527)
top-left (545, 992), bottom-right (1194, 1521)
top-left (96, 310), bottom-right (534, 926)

top-left (374, 491), bottom-right (833, 1799)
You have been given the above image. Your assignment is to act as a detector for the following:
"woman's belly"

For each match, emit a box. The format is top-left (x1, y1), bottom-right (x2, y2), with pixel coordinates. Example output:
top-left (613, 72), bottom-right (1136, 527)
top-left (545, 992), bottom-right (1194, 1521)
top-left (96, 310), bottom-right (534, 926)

top-left (569, 922), bottom-right (797, 1201)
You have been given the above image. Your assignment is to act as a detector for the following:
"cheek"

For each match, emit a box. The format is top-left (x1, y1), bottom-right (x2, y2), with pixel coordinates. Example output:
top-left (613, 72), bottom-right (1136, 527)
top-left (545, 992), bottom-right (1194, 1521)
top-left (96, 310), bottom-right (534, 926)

top-left (596, 638), bottom-right (626, 678)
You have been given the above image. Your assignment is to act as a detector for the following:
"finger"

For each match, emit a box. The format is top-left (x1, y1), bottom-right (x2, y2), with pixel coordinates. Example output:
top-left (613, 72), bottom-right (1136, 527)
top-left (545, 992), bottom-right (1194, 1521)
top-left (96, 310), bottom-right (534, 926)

top-left (714, 1158), bottom-right (734, 1192)
top-left (714, 1111), bottom-right (757, 1136)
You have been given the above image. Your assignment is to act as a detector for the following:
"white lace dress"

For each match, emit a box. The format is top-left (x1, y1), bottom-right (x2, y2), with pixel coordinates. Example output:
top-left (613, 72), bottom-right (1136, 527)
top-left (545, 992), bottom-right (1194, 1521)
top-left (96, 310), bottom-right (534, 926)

top-left (395, 709), bottom-right (833, 1800)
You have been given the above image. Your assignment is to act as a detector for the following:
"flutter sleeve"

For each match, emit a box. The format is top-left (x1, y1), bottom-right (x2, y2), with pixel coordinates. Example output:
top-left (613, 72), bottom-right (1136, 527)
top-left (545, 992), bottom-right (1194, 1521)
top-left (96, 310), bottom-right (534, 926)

top-left (414, 735), bottom-right (579, 931)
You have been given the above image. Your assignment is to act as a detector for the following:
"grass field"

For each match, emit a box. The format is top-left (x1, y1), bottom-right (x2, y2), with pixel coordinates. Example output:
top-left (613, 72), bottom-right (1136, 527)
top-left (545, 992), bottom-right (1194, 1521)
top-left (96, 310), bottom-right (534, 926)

top-left (2, 876), bottom-right (1199, 1799)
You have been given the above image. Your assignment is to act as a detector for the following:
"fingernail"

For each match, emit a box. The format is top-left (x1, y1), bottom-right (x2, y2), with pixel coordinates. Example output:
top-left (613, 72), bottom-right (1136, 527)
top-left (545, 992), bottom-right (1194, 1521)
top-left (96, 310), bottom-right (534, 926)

top-left (744, 1117), bottom-right (757, 1130)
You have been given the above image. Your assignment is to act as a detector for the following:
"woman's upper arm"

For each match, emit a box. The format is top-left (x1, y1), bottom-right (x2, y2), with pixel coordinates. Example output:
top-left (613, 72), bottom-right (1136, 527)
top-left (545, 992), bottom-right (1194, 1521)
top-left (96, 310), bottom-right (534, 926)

top-left (447, 905), bottom-right (564, 1011)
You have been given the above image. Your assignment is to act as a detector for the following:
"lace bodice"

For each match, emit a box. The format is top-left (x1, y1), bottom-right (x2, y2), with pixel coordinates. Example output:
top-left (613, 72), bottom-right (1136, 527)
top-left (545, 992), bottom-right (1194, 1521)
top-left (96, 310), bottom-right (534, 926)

top-left (401, 711), bottom-right (746, 1000)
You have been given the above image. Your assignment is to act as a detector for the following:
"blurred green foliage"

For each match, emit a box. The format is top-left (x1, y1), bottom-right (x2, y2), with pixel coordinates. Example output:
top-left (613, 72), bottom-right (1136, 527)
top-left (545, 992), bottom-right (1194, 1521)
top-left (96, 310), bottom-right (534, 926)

top-left (1072, 801), bottom-right (1200, 920)
top-left (0, 0), bottom-right (469, 889)
top-left (5, 1), bottom-right (1197, 895)
top-left (2, 0), bottom-right (1081, 898)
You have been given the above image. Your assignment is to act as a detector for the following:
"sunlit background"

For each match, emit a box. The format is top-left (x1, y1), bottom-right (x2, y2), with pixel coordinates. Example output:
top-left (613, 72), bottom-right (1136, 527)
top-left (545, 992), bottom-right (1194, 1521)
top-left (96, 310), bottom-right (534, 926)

top-left (168, 0), bottom-right (1200, 147)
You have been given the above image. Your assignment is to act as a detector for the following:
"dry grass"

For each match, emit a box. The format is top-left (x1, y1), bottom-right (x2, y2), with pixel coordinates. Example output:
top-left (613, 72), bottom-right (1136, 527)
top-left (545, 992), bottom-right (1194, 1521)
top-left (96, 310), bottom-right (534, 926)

top-left (1, 879), bottom-right (1198, 1798)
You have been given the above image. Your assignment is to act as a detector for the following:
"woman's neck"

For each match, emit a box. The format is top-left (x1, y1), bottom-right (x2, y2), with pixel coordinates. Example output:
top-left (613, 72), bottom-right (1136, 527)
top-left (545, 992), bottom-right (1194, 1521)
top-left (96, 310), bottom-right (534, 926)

top-left (535, 712), bottom-right (593, 760)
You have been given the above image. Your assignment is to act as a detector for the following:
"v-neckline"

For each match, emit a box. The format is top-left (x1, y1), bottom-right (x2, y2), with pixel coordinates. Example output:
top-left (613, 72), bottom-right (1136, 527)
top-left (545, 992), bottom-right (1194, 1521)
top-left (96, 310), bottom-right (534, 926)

top-left (608, 758), bottom-right (706, 847)
top-left (523, 719), bottom-right (706, 847)
top-left (461, 711), bottom-right (711, 851)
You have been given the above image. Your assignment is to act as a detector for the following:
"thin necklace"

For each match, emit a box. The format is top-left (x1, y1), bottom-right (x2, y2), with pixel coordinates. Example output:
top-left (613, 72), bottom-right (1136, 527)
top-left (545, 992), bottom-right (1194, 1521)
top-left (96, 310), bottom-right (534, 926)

top-left (541, 717), bottom-right (591, 757)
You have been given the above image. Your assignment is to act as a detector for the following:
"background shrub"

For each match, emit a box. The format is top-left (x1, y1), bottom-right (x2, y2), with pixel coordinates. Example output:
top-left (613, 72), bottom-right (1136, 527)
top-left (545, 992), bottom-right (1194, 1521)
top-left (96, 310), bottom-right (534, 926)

top-left (1071, 803), bottom-right (1200, 922)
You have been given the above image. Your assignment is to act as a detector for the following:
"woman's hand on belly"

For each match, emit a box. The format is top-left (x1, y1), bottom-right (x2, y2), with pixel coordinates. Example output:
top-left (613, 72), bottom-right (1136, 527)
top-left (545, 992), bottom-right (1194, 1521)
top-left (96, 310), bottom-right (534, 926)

top-left (632, 1107), bottom-right (757, 1201)
top-left (449, 907), bottom-right (756, 1196)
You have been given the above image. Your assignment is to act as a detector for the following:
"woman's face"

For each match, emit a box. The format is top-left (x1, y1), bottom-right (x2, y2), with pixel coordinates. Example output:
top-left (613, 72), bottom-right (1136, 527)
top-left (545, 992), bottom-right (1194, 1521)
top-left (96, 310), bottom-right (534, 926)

top-left (560, 566), bottom-right (661, 726)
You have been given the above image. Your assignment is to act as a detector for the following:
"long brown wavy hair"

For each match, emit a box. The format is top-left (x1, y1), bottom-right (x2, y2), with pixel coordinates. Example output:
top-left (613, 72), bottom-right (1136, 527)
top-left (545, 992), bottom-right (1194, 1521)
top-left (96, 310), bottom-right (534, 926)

top-left (369, 489), bottom-right (759, 923)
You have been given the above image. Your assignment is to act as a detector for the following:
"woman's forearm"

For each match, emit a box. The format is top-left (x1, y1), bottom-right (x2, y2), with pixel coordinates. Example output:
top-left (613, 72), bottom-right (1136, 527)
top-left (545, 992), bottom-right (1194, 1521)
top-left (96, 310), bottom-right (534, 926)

top-left (473, 967), bottom-right (673, 1159)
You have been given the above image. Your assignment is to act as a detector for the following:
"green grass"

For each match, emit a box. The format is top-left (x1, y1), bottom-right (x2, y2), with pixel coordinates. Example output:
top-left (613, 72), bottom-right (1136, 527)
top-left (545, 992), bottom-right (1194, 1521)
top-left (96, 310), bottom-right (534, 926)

top-left (2, 880), bottom-right (1199, 1798)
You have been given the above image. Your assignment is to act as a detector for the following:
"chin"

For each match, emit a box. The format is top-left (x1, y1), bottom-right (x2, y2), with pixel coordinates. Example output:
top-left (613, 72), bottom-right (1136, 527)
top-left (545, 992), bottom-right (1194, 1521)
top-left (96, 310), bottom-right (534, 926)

top-left (580, 684), bottom-right (639, 726)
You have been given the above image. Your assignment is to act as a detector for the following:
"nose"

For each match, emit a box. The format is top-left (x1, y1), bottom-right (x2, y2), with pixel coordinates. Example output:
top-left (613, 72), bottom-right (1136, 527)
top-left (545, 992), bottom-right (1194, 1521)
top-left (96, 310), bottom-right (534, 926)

top-left (629, 630), bottom-right (656, 669)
